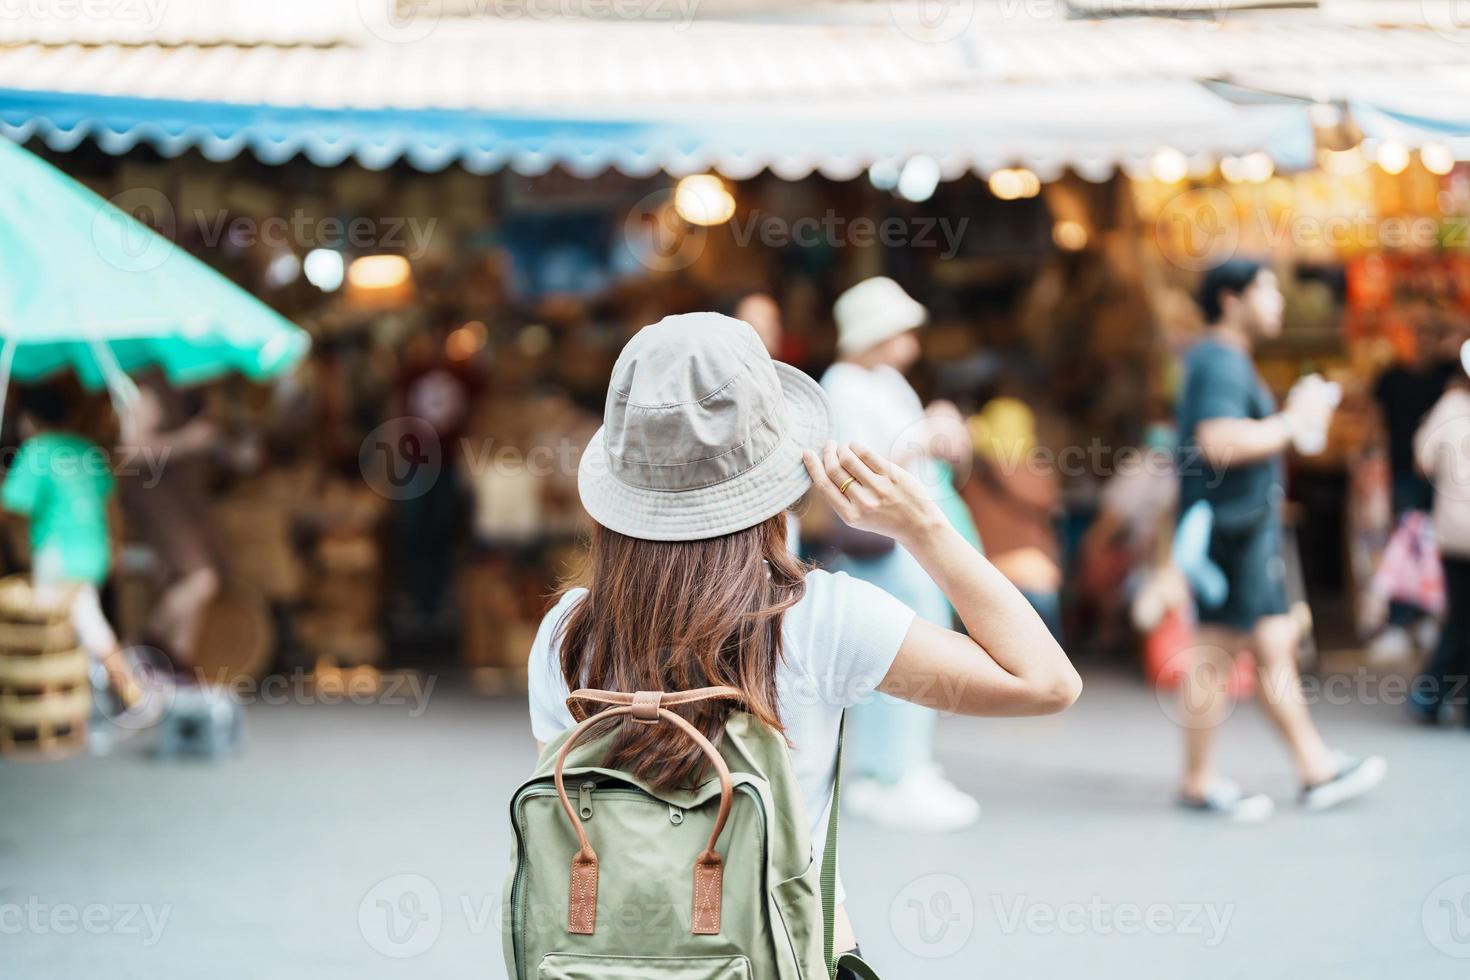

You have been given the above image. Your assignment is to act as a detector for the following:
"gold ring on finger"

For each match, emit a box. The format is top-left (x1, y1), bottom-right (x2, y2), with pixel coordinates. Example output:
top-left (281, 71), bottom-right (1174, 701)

top-left (838, 477), bottom-right (856, 495)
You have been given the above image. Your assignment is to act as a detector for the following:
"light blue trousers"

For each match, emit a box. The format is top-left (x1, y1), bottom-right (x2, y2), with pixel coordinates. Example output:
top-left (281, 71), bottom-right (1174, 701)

top-left (836, 547), bottom-right (953, 785)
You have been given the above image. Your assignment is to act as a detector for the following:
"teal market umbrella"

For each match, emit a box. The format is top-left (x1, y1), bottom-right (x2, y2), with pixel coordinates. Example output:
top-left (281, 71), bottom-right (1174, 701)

top-left (0, 136), bottom-right (310, 413)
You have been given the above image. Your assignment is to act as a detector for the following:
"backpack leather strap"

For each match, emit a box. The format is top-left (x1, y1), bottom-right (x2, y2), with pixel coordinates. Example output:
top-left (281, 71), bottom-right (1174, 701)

top-left (564, 685), bottom-right (745, 721)
top-left (552, 693), bottom-right (737, 936)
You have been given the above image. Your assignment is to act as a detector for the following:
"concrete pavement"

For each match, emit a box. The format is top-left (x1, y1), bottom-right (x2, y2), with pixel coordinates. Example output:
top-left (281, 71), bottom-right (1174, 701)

top-left (2, 671), bottom-right (1467, 979)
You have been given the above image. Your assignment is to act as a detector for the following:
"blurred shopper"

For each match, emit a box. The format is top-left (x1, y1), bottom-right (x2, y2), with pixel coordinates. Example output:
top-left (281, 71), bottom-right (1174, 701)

top-left (728, 291), bottom-right (784, 358)
top-left (524, 313), bottom-right (1078, 971)
top-left (820, 277), bottom-right (982, 831)
top-left (2, 384), bottom-right (138, 705)
top-left (1409, 342), bottom-right (1470, 726)
top-left (1370, 321), bottom-right (1459, 658)
top-left (962, 397), bottom-right (1063, 639)
top-left (119, 377), bottom-right (224, 669)
top-left (723, 289), bottom-right (811, 554)
top-left (1176, 260), bottom-right (1385, 818)
top-left (1077, 421), bottom-right (1179, 654)
top-left (392, 325), bottom-right (481, 626)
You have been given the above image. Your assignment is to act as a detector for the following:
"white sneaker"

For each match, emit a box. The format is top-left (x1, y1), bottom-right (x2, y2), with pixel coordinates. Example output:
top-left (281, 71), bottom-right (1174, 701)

top-left (1413, 618), bottom-right (1441, 656)
top-left (1367, 626), bottom-right (1413, 665)
top-left (1301, 754), bottom-right (1387, 811)
top-left (845, 768), bottom-right (981, 832)
top-left (1179, 777), bottom-right (1275, 823)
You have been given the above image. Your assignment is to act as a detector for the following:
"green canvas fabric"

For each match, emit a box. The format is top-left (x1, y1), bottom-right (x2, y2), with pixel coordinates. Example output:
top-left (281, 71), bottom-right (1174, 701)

top-left (504, 710), bottom-right (849, 980)
top-left (0, 137), bottom-right (309, 390)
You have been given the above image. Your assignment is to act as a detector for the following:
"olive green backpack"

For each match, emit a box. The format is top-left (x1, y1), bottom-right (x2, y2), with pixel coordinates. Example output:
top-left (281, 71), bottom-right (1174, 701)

top-left (502, 686), bottom-right (881, 980)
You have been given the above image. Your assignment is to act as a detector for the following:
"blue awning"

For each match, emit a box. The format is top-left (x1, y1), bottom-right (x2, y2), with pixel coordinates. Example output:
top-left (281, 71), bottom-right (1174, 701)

top-left (0, 87), bottom-right (669, 175)
top-left (0, 81), bottom-right (1317, 181)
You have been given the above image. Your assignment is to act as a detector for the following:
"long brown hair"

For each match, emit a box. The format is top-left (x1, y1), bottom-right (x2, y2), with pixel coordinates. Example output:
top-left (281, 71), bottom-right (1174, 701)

top-left (556, 512), bottom-right (805, 789)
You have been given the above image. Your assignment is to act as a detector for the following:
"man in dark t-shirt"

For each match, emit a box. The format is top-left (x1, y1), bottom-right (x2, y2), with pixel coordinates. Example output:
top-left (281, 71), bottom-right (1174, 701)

top-left (1173, 259), bottom-right (1385, 820)
top-left (1372, 335), bottom-right (1457, 642)
top-left (1374, 343), bottom-right (1456, 516)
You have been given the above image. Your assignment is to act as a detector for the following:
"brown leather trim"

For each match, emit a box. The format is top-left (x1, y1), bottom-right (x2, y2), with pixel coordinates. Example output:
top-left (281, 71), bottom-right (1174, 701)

top-left (564, 685), bottom-right (744, 722)
top-left (691, 852), bottom-right (724, 935)
top-left (551, 691), bottom-right (737, 937)
top-left (630, 690), bottom-right (663, 724)
top-left (568, 851), bottom-right (598, 935)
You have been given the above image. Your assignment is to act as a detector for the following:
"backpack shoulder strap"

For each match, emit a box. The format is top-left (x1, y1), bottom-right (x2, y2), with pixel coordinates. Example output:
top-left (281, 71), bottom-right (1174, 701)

top-left (821, 712), bottom-right (846, 978)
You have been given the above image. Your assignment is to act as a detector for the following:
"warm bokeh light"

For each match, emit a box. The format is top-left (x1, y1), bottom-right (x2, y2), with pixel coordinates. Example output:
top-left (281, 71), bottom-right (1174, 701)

top-left (446, 320), bottom-right (488, 361)
top-left (988, 168), bottom-right (1041, 201)
top-left (1421, 142), bottom-right (1455, 176)
top-left (673, 174), bottom-right (736, 226)
top-left (1375, 140), bottom-right (1410, 175)
top-left (1241, 152), bottom-right (1275, 183)
top-left (1149, 147), bottom-right (1189, 184)
top-left (1052, 220), bottom-right (1088, 251)
top-left (346, 254), bottom-right (412, 290)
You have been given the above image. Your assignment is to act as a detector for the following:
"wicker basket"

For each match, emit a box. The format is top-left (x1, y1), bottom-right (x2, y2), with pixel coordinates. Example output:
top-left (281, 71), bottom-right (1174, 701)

top-left (0, 669), bottom-right (89, 758)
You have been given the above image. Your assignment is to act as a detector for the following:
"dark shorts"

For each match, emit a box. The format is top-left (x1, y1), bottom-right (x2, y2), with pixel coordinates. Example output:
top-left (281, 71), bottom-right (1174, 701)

top-left (1198, 513), bottom-right (1289, 632)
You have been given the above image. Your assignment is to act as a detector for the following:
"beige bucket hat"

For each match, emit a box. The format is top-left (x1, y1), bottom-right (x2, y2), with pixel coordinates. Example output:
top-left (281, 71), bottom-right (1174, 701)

top-left (833, 276), bottom-right (927, 356)
top-left (577, 312), bottom-right (833, 541)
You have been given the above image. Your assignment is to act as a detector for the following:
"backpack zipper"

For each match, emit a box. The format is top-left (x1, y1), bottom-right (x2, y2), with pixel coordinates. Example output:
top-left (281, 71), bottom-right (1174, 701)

top-left (579, 781), bottom-right (595, 820)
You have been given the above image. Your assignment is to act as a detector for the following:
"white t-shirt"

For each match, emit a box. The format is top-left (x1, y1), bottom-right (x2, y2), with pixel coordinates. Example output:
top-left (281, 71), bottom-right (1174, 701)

top-left (526, 568), bottom-right (916, 901)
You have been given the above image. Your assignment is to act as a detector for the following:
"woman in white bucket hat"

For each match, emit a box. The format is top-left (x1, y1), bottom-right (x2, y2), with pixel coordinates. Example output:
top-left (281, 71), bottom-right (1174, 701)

top-left (526, 311), bottom-right (1079, 964)
top-left (821, 277), bottom-right (985, 831)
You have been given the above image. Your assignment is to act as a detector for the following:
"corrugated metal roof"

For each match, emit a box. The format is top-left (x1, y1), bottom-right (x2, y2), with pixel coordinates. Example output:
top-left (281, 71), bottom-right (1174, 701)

top-left (0, 9), bottom-right (1464, 175)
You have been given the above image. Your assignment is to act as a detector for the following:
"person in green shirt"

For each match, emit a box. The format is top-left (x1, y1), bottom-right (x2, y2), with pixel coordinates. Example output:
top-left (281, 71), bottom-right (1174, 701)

top-left (2, 384), bottom-right (138, 707)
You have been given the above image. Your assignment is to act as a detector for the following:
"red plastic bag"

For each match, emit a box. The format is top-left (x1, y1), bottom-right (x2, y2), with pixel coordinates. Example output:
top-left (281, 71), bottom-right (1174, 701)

top-left (1144, 606), bottom-right (1256, 698)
